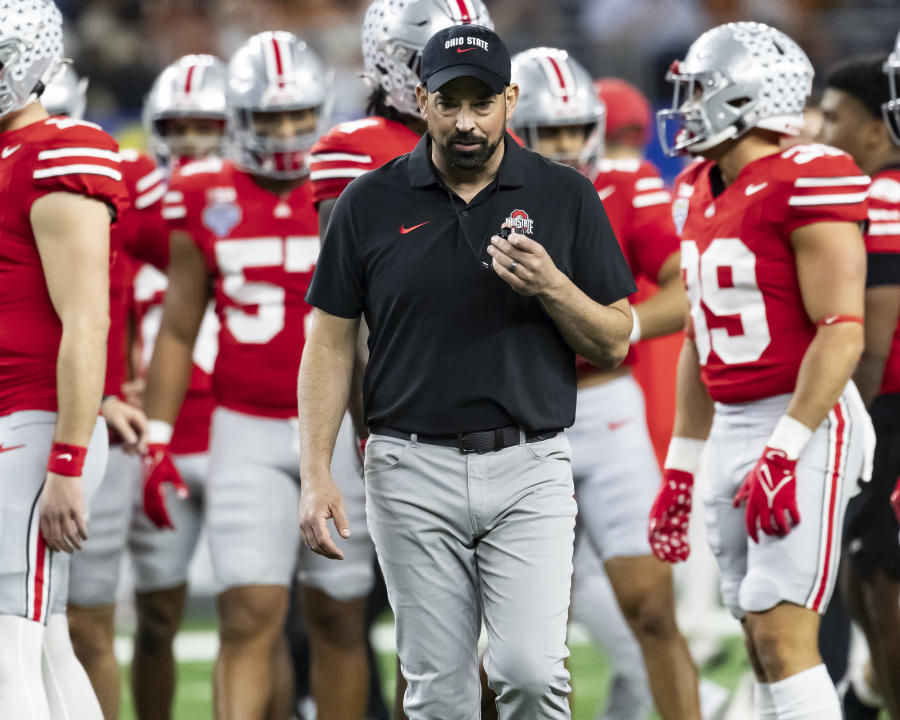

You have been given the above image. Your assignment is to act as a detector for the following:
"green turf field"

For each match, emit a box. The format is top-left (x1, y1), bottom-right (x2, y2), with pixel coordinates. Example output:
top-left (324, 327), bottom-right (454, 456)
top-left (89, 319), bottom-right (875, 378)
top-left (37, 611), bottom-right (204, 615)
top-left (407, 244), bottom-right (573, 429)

top-left (118, 624), bottom-right (753, 720)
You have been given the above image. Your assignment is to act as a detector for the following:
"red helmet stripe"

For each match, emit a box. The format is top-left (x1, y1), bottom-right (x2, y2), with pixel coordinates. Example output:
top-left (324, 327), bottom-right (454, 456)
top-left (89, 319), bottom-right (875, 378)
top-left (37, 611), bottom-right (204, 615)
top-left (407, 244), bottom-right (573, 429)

top-left (184, 64), bottom-right (196, 94)
top-left (454, 0), bottom-right (472, 23)
top-left (546, 56), bottom-right (570, 102)
top-left (271, 37), bottom-right (286, 88)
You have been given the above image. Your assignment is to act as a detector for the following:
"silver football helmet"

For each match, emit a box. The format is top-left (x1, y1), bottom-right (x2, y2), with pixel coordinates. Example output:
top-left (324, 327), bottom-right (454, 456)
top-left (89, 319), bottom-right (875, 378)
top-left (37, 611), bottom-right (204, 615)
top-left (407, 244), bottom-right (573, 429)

top-left (42, 63), bottom-right (87, 119)
top-left (227, 31), bottom-right (332, 179)
top-left (144, 54), bottom-right (228, 165)
top-left (883, 29), bottom-right (900, 145)
top-left (657, 22), bottom-right (813, 157)
top-left (362, 0), bottom-right (493, 118)
top-left (510, 48), bottom-right (606, 172)
top-left (0, 0), bottom-right (64, 120)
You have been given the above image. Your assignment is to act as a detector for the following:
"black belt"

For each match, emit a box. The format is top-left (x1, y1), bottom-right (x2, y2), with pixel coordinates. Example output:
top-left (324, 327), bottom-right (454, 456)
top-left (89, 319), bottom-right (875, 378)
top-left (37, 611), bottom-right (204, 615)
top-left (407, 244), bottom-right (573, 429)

top-left (370, 425), bottom-right (560, 454)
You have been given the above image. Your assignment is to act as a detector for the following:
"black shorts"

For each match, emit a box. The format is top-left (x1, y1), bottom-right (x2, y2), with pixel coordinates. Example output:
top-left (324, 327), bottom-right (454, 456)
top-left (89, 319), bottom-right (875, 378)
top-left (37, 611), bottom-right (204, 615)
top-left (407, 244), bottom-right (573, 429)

top-left (843, 393), bottom-right (900, 580)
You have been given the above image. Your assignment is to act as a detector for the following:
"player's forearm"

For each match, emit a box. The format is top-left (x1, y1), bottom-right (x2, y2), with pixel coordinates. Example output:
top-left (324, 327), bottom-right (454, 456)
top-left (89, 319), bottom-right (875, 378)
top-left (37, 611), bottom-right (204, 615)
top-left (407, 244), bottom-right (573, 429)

top-left (787, 324), bottom-right (864, 430)
top-left (539, 274), bottom-right (631, 370)
top-left (144, 328), bottom-right (194, 425)
top-left (298, 336), bottom-right (355, 479)
top-left (633, 277), bottom-right (686, 341)
top-left (54, 319), bottom-right (109, 445)
top-left (671, 337), bottom-right (714, 441)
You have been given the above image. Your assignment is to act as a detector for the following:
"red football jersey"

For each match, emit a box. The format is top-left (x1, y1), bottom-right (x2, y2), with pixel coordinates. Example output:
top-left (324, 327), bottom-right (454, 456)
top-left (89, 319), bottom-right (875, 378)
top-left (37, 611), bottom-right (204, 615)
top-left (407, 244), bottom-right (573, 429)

top-left (676, 144), bottom-right (869, 404)
top-left (0, 117), bottom-right (128, 416)
top-left (310, 116), bottom-right (419, 206)
top-left (865, 168), bottom-right (900, 395)
top-left (162, 158), bottom-right (319, 418)
top-left (105, 150), bottom-right (166, 401)
top-left (576, 158), bottom-right (680, 375)
top-left (132, 262), bottom-right (218, 454)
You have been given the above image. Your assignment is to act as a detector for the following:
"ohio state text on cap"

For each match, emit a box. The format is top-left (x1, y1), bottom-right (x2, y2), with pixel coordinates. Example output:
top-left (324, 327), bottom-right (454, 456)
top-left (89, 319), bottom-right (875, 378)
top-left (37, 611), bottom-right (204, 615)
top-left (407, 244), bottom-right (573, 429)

top-left (420, 24), bottom-right (511, 95)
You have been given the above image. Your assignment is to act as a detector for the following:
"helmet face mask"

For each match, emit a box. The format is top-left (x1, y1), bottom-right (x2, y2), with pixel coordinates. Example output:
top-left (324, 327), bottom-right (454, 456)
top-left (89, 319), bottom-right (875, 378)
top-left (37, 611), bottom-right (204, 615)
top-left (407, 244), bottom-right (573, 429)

top-left (153, 115), bottom-right (226, 165)
top-left (657, 22), bottom-right (813, 158)
top-left (226, 31), bottom-right (332, 180)
top-left (510, 47), bottom-right (606, 176)
top-left (883, 34), bottom-right (900, 145)
top-left (362, 0), bottom-right (493, 119)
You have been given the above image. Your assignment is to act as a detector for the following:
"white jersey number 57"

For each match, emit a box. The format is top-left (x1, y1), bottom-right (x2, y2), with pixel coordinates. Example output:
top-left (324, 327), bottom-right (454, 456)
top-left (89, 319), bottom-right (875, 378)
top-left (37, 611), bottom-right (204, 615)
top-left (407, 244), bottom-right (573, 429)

top-left (215, 237), bottom-right (319, 344)
top-left (681, 238), bottom-right (771, 364)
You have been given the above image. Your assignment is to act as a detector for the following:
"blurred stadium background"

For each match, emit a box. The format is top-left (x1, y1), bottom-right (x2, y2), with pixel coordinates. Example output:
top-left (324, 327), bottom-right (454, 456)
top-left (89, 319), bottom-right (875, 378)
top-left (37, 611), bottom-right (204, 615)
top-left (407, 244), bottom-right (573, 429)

top-left (54, 0), bottom-right (899, 717)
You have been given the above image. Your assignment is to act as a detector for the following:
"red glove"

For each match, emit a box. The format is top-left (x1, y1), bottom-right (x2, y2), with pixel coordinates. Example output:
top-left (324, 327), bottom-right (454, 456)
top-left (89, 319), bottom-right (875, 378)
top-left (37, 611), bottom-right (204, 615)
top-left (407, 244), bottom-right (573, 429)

top-left (648, 468), bottom-right (695, 563)
top-left (141, 444), bottom-right (188, 529)
top-left (734, 447), bottom-right (800, 543)
top-left (891, 474), bottom-right (900, 526)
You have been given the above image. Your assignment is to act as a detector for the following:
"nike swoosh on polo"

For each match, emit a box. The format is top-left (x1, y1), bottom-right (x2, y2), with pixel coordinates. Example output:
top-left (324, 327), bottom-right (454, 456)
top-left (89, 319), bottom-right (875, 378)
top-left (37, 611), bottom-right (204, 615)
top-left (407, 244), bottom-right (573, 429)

top-left (745, 182), bottom-right (768, 196)
top-left (400, 221), bottom-right (430, 234)
top-left (2, 144), bottom-right (21, 159)
top-left (0, 443), bottom-right (25, 454)
top-left (456, 47), bottom-right (477, 54)
top-left (607, 419), bottom-right (631, 431)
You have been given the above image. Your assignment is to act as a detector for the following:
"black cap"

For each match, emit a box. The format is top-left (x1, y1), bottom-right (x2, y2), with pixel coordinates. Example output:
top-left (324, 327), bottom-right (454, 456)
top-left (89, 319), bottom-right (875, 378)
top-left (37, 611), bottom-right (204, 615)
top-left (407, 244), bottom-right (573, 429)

top-left (420, 24), bottom-right (511, 95)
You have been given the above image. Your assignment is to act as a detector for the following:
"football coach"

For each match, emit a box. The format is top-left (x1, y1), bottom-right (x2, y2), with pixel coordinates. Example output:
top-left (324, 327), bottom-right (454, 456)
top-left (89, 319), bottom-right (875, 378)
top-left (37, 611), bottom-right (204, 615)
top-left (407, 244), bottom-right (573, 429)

top-left (297, 24), bottom-right (636, 720)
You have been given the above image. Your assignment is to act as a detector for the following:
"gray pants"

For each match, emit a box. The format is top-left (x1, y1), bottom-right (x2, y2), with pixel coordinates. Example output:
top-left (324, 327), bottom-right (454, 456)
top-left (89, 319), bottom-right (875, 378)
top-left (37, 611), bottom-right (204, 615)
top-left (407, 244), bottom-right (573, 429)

top-left (364, 432), bottom-right (576, 720)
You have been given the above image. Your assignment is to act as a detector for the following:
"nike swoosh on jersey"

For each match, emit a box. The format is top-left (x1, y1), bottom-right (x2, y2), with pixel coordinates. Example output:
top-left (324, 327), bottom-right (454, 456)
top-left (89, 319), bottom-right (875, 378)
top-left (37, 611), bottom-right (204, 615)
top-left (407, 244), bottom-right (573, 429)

top-left (745, 182), bottom-right (768, 196)
top-left (597, 185), bottom-right (616, 201)
top-left (2, 144), bottom-right (21, 159)
top-left (400, 221), bottom-right (430, 234)
top-left (456, 47), bottom-right (477, 53)
top-left (0, 443), bottom-right (25, 454)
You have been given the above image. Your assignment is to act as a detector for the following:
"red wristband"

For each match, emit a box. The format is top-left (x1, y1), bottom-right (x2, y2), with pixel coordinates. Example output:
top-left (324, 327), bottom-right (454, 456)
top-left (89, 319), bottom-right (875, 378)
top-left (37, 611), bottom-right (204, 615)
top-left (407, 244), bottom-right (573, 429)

top-left (816, 314), bottom-right (863, 327)
top-left (47, 442), bottom-right (88, 477)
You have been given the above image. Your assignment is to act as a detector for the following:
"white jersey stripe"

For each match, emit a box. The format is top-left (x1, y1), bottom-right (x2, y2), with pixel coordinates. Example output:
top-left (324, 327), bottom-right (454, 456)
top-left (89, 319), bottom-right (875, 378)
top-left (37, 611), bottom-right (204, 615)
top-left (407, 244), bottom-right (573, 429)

top-left (868, 222), bottom-right (900, 236)
top-left (869, 208), bottom-right (900, 221)
top-left (136, 167), bottom-right (165, 193)
top-left (635, 177), bottom-right (664, 192)
top-left (134, 182), bottom-right (167, 210)
top-left (794, 175), bottom-right (870, 188)
top-left (164, 190), bottom-right (184, 203)
top-left (787, 192), bottom-right (868, 207)
top-left (310, 168), bottom-right (368, 181)
top-left (37, 147), bottom-right (121, 163)
top-left (310, 152), bottom-right (373, 164)
top-left (33, 164), bottom-right (123, 181)
top-left (162, 206), bottom-right (187, 220)
top-left (632, 191), bottom-right (671, 208)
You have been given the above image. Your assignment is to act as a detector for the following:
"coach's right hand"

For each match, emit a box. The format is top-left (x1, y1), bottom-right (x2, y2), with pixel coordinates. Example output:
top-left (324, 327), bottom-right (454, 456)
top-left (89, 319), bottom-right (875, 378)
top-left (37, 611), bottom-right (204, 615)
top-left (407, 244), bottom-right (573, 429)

top-left (299, 474), bottom-right (350, 560)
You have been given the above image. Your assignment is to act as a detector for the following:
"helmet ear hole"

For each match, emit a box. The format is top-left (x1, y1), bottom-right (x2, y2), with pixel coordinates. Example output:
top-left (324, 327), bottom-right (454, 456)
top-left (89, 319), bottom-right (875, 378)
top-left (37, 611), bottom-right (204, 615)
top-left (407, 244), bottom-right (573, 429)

top-left (727, 97), bottom-right (752, 109)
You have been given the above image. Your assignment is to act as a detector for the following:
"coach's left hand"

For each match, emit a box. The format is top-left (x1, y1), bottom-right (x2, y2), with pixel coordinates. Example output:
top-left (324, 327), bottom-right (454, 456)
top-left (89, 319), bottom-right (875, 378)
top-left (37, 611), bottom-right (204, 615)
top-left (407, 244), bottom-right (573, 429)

top-left (299, 475), bottom-right (350, 560)
top-left (487, 226), bottom-right (563, 297)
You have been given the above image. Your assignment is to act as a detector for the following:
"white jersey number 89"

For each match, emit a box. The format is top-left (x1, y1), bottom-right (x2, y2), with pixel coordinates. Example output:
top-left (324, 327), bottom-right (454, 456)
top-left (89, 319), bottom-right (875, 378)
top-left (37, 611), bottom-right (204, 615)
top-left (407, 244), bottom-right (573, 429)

top-left (681, 238), bottom-right (771, 365)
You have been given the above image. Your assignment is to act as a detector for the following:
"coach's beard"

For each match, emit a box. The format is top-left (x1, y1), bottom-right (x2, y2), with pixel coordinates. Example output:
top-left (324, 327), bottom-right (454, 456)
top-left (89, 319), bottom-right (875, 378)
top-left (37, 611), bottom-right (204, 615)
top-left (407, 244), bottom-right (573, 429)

top-left (437, 131), bottom-right (502, 171)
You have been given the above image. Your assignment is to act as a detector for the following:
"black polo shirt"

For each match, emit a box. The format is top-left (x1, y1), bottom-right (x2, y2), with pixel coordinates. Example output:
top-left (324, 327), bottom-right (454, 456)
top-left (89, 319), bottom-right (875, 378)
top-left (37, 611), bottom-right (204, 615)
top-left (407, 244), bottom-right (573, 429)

top-left (307, 132), bottom-right (636, 434)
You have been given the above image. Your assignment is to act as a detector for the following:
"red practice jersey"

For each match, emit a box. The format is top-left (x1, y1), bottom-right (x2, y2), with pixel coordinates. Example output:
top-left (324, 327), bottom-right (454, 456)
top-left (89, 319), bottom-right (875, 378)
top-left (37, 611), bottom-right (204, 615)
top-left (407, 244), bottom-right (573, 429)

top-left (310, 116), bottom-right (419, 207)
top-left (675, 143), bottom-right (869, 404)
top-left (162, 158), bottom-right (319, 418)
top-left (577, 158), bottom-right (681, 375)
top-left (865, 167), bottom-right (900, 395)
top-left (0, 117), bottom-right (128, 416)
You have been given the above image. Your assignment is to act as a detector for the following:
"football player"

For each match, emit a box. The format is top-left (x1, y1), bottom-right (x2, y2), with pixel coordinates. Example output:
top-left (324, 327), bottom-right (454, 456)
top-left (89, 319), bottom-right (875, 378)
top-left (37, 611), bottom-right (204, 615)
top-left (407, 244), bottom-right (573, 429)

top-left (509, 48), bottom-right (700, 720)
top-left (310, 2), bottom-right (492, 717)
top-left (143, 32), bottom-right (373, 719)
top-left (0, 1), bottom-right (128, 717)
top-left (128, 54), bottom-right (226, 720)
top-left (817, 50), bottom-right (900, 720)
top-left (650, 22), bottom-right (873, 719)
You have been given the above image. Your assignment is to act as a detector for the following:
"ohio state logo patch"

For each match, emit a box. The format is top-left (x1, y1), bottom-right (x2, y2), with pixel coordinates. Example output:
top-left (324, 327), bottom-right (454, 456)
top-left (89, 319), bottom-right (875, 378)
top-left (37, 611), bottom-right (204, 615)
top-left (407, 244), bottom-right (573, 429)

top-left (504, 209), bottom-right (534, 235)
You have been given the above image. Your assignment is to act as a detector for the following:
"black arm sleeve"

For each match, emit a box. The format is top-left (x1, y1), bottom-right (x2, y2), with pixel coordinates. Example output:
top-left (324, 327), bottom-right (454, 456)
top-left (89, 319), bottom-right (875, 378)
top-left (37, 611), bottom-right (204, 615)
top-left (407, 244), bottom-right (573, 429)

top-left (867, 252), bottom-right (900, 288)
